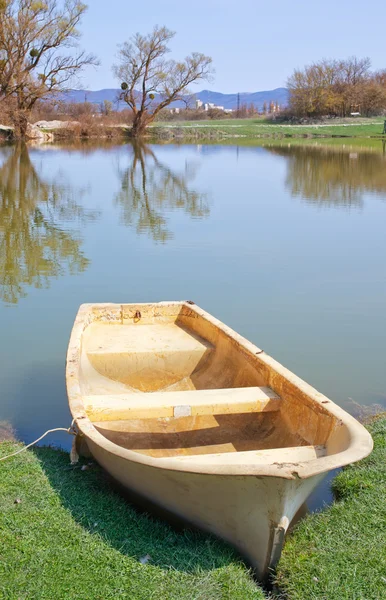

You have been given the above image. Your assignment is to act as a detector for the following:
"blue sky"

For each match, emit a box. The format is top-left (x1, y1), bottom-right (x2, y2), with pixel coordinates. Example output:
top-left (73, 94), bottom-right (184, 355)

top-left (80, 0), bottom-right (386, 93)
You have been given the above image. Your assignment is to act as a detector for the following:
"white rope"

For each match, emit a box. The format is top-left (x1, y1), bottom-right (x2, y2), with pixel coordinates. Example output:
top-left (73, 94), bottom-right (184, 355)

top-left (0, 421), bottom-right (77, 462)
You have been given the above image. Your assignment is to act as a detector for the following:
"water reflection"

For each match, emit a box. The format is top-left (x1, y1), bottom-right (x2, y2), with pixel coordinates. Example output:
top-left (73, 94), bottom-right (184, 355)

top-left (115, 142), bottom-right (209, 242)
top-left (268, 145), bottom-right (386, 208)
top-left (0, 144), bottom-right (97, 304)
top-left (0, 140), bottom-right (385, 515)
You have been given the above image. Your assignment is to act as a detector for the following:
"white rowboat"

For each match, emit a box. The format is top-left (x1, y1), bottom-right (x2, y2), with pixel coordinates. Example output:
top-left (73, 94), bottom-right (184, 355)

top-left (66, 301), bottom-right (373, 579)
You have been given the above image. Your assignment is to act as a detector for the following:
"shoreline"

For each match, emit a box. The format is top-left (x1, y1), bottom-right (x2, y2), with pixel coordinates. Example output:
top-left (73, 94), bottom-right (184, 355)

top-left (2, 132), bottom-right (385, 157)
top-left (2, 116), bottom-right (386, 143)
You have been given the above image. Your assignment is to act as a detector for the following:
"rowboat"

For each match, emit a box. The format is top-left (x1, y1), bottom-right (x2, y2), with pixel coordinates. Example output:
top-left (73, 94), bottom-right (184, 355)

top-left (66, 301), bottom-right (373, 580)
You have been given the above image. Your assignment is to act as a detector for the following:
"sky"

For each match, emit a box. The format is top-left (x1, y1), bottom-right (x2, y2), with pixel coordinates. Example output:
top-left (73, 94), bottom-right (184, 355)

top-left (79, 0), bottom-right (386, 93)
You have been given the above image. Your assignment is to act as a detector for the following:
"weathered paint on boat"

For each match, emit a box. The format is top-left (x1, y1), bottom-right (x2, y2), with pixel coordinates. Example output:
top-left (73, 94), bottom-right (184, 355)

top-left (66, 302), bottom-right (373, 580)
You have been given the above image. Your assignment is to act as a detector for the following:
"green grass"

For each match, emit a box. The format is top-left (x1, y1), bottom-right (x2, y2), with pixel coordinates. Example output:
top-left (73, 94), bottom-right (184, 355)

top-left (276, 415), bottom-right (386, 600)
top-left (151, 117), bottom-right (386, 139)
top-left (0, 443), bottom-right (265, 600)
top-left (2, 415), bottom-right (385, 599)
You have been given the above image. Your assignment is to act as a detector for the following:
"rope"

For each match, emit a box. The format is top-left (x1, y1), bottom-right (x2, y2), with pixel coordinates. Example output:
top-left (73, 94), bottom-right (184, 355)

top-left (0, 421), bottom-right (77, 462)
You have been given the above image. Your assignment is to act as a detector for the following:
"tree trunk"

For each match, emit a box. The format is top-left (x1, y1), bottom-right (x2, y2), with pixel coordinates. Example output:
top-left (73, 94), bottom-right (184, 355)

top-left (12, 110), bottom-right (29, 139)
top-left (131, 111), bottom-right (153, 138)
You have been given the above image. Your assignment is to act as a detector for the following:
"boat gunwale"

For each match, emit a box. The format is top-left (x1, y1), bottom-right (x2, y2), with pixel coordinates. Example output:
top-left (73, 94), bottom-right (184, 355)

top-left (66, 301), bottom-right (373, 479)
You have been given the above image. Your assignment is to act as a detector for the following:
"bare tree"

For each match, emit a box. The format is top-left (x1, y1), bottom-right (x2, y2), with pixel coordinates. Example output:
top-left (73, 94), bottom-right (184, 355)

top-left (0, 0), bottom-right (98, 137)
top-left (339, 56), bottom-right (371, 86)
top-left (113, 25), bottom-right (213, 138)
top-left (180, 93), bottom-right (196, 111)
top-left (100, 99), bottom-right (113, 116)
top-left (286, 56), bottom-right (384, 118)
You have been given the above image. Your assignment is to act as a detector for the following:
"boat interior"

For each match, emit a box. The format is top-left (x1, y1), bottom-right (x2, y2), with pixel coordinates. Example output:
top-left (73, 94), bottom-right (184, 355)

top-left (78, 304), bottom-right (339, 463)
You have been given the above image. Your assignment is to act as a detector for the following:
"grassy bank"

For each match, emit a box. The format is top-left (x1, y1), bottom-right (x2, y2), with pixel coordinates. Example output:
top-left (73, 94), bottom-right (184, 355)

top-left (151, 117), bottom-right (386, 139)
top-left (0, 442), bottom-right (264, 600)
top-left (276, 414), bottom-right (386, 600)
top-left (1, 415), bottom-right (384, 599)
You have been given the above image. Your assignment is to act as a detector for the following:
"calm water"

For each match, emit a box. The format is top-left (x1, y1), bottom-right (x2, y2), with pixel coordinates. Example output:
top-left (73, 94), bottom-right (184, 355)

top-left (1, 140), bottom-right (385, 508)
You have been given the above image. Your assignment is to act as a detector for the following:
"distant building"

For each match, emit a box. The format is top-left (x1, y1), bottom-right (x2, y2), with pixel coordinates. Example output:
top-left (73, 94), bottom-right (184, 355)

top-left (203, 102), bottom-right (228, 112)
top-left (171, 99), bottom-right (232, 114)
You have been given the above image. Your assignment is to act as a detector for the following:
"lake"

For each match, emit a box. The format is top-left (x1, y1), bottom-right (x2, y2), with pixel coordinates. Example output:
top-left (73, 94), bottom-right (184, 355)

top-left (1, 139), bottom-right (385, 509)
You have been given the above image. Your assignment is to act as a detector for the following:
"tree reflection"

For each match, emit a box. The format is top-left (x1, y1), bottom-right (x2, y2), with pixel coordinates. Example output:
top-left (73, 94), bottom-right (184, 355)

top-left (268, 145), bottom-right (386, 208)
top-left (0, 144), bottom-right (97, 304)
top-left (115, 142), bottom-right (209, 242)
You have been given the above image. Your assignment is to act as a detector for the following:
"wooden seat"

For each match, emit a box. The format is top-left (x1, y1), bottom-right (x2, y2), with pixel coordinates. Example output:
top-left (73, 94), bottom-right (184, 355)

top-left (85, 322), bottom-right (212, 356)
top-left (160, 444), bottom-right (327, 465)
top-left (85, 386), bottom-right (281, 422)
top-left (83, 322), bottom-right (214, 392)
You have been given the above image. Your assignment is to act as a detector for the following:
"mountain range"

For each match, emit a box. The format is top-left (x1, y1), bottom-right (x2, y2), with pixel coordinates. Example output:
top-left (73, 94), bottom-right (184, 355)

top-left (61, 88), bottom-right (289, 111)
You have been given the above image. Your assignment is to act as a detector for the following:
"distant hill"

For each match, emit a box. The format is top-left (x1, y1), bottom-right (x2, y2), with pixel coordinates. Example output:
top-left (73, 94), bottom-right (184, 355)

top-left (62, 89), bottom-right (120, 105)
top-left (60, 88), bottom-right (289, 111)
top-left (192, 88), bottom-right (289, 110)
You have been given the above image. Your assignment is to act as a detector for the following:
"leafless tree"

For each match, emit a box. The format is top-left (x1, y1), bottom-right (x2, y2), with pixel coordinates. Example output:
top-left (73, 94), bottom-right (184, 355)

top-left (113, 25), bottom-right (213, 137)
top-left (286, 56), bottom-right (386, 117)
top-left (0, 0), bottom-right (98, 137)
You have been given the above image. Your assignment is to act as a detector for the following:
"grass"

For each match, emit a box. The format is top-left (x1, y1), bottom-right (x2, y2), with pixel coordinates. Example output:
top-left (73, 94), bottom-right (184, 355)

top-left (151, 117), bottom-right (386, 139)
top-left (276, 414), bottom-right (386, 600)
top-left (1, 415), bottom-right (385, 599)
top-left (0, 442), bottom-right (265, 600)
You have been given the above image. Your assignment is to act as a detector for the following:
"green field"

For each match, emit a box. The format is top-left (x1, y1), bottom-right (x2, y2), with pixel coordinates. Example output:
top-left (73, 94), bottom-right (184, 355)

top-left (151, 117), bottom-right (386, 139)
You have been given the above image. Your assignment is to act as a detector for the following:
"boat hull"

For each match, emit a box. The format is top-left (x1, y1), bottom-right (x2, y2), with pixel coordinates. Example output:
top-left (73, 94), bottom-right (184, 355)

top-left (86, 437), bottom-right (324, 579)
top-left (66, 302), bottom-right (373, 581)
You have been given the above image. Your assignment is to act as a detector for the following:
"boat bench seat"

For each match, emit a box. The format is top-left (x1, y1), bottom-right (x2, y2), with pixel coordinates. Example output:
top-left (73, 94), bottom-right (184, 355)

top-left (85, 322), bottom-right (213, 356)
top-left (85, 386), bottom-right (281, 422)
top-left (84, 322), bottom-right (214, 392)
top-left (160, 444), bottom-right (327, 465)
